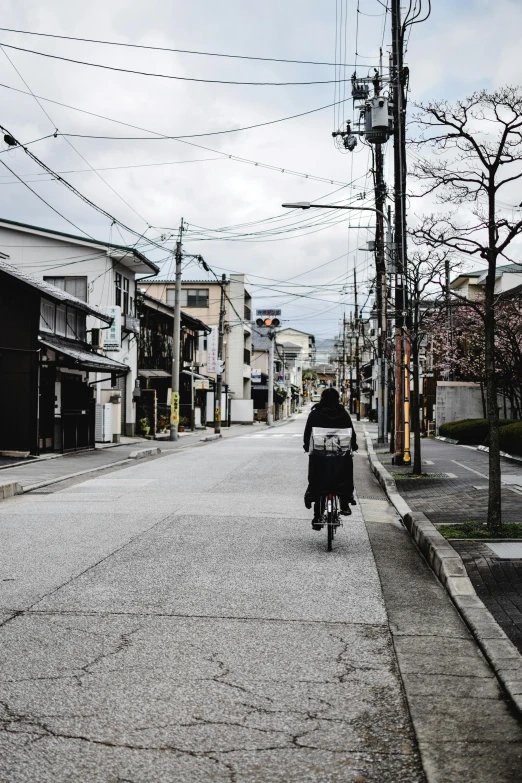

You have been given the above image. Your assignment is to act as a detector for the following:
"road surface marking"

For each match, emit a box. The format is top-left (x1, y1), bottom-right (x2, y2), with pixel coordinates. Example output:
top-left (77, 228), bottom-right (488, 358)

top-left (451, 460), bottom-right (488, 478)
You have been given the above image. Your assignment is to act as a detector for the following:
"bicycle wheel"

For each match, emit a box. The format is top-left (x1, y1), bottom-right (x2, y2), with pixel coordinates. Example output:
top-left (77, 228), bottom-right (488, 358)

top-left (327, 494), bottom-right (334, 551)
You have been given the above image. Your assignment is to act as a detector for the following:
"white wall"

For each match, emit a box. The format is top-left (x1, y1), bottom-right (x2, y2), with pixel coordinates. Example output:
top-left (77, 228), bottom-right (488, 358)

top-left (435, 381), bottom-right (515, 431)
top-left (230, 399), bottom-right (254, 423)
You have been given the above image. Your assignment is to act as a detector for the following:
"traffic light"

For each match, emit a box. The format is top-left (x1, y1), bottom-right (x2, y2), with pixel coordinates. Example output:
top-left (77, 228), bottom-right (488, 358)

top-left (256, 317), bottom-right (280, 327)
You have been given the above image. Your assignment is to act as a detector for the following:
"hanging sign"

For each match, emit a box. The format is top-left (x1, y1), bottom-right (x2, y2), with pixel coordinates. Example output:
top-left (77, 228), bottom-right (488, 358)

top-left (103, 305), bottom-right (122, 351)
top-left (207, 326), bottom-right (218, 373)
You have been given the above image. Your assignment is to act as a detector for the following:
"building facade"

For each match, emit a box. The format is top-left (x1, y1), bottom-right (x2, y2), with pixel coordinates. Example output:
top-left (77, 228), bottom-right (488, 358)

top-left (0, 218), bottom-right (159, 436)
top-left (143, 274), bottom-right (253, 422)
top-left (0, 258), bottom-right (129, 455)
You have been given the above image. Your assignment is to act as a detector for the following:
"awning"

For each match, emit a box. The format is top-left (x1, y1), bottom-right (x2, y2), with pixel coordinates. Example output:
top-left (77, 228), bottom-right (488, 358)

top-left (252, 384), bottom-right (269, 391)
top-left (39, 334), bottom-right (130, 373)
top-left (139, 369), bottom-right (171, 378)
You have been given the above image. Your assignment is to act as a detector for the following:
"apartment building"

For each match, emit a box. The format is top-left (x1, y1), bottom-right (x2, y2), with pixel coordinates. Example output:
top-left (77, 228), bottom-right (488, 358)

top-left (143, 274), bottom-right (253, 422)
top-left (276, 328), bottom-right (315, 366)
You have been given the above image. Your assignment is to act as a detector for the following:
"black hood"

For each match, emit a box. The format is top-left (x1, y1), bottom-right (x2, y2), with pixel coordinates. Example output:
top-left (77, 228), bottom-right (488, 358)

top-left (312, 404), bottom-right (346, 421)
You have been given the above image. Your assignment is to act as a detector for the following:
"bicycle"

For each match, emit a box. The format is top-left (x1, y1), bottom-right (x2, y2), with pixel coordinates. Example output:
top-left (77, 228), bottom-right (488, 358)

top-left (317, 492), bottom-right (342, 551)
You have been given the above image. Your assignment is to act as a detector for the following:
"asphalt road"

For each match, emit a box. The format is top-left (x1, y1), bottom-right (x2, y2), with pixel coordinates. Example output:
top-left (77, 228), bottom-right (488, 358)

top-left (2, 414), bottom-right (522, 782)
top-left (0, 413), bottom-right (426, 782)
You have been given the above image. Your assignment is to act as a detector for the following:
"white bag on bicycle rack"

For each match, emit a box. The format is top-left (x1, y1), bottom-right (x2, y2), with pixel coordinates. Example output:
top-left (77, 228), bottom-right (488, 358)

top-left (310, 427), bottom-right (352, 455)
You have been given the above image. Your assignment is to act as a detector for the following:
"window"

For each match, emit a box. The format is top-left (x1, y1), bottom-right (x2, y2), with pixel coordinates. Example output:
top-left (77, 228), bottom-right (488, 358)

top-left (167, 288), bottom-right (188, 307)
top-left (115, 273), bottom-right (122, 307)
top-left (123, 277), bottom-right (129, 314)
top-left (40, 299), bottom-right (55, 332)
top-left (66, 308), bottom-right (77, 339)
top-left (56, 304), bottom-right (66, 336)
top-left (186, 288), bottom-right (209, 308)
top-left (44, 276), bottom-right (87, 302)
top-left (76, 313), bottom-right (86, 341)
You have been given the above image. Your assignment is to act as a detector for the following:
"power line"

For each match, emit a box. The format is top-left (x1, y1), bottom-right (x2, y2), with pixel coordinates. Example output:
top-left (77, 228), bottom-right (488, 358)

top-left (0, 81), bottom-right (352, 187)
top-left (0, 27), bottom-right (368, 67)
top-left (56, 97), bottom-right (354, 141)
top-left (0, 41), bottom-right (377, 86)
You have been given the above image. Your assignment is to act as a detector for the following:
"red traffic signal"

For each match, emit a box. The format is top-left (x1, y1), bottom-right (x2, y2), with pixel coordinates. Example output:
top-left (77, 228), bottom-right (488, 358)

top-left (256, 317), bottom-right (280, 327)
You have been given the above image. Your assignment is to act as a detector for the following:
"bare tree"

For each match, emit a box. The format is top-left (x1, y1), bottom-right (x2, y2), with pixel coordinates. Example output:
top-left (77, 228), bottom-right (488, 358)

top-left (405, 249), bottom-right (452, 474)
top-left (410, 87), bottom-right (522, 529)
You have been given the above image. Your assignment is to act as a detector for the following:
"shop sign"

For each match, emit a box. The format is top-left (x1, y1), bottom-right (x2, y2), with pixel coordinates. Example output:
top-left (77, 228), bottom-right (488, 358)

top-left (103, 305), bottom-right (122, 351)
top-left (207, 326), bottom-right (218, 373)
top-left (194, 379), bottom-right (210, 390)
top-left (251, 368), bottom-right (262, 383)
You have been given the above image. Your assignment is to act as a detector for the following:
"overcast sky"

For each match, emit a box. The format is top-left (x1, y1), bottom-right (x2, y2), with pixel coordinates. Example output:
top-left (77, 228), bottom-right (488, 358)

top-left (1, 0), bottom-right (521, 338)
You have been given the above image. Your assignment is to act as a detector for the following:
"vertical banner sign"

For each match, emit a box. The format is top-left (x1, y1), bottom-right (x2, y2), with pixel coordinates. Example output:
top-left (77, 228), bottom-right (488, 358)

top-left (171, 391), bottom-right (180, 426)
top-left (207, 326), bottom-right (218, 373)
top-left (103, 305), bottom-right (122, 351)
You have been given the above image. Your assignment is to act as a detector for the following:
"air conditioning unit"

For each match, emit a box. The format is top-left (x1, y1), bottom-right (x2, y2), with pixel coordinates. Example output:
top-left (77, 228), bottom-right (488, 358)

top-left (91, 328), bottom-right (104, 349)
top-left (95, 403), bottom-right (113, 442)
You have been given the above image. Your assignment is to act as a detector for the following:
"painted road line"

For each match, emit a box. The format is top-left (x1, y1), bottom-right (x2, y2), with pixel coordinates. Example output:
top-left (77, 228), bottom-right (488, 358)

top-left (451, 460), bottom-right (488, 479)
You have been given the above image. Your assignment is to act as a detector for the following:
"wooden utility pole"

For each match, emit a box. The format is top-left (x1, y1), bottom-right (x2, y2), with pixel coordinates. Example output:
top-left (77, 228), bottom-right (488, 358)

top-left (214, 274), bottom-right (227, 434)
top-left (170, 218), bottom-right (184, 441)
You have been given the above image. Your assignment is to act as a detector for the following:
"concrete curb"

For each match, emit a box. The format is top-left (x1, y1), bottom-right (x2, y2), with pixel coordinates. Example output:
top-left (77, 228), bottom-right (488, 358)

top-left (200, 434), bottom-right (222, 442)
top-left (0, 481), bottom-right (23, 499)
top-left (364, 429), bottom-right (522, 717)
top-left (129, 448), bottom-right (161, 459)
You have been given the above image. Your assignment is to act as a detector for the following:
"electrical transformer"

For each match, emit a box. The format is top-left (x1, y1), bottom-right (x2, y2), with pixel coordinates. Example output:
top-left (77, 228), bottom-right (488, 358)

top-left (364, 96), bottom-right (393, 144)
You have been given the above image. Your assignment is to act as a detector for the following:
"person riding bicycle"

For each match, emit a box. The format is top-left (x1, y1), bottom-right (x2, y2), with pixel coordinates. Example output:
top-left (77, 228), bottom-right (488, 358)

top-left (303, 387), bottom-right (358, 528)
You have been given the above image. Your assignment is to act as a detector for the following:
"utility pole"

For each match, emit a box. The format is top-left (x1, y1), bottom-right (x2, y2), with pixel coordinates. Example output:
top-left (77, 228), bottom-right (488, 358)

top-left (214, 274), bottom-right (227, 434)
top-left (354, 268), bottom-right (361, 422)
top-left (170, 218), bottom-right (184, 441)
top-left (371, 68), bottom-right (388, 444)
top-left (267, 331), bottom-right (275, 425)
top-left (391, 0), bottom-right (409, 464)
top-left (342, 314), bottom-right (347, 407)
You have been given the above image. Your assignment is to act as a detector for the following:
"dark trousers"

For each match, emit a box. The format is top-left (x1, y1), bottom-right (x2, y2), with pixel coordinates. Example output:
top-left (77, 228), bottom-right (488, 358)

top-left (306, 453), bottom-right (353, 514)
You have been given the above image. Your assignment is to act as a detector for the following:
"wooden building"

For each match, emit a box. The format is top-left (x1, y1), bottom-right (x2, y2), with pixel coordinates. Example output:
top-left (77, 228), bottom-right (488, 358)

top-left (0, 258), bottom-right (128, 455)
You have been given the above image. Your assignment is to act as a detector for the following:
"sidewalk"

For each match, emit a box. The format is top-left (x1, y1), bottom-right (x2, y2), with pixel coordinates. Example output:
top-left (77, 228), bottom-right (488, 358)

top-left (366, 424), bottom-right (522, 655)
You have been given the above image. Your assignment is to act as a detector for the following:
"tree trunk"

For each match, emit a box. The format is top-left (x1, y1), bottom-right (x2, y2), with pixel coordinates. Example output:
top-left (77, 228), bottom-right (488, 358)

top-left (480, 381), bottom-right (486, 418)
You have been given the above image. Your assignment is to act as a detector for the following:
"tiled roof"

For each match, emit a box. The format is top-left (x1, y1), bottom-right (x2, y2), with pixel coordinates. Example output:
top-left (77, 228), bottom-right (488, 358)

top-left (0, 258), bottom-right (112, 323)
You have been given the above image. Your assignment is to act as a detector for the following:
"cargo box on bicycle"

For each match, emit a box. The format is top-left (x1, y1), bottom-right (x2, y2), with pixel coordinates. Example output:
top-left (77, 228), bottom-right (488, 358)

top-left (309, 427), bottom-right (352, 455)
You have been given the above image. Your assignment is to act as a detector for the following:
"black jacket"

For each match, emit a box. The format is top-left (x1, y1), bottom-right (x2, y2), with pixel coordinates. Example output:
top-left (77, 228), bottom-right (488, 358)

top-left (303, 404), bottom-right (358, 453)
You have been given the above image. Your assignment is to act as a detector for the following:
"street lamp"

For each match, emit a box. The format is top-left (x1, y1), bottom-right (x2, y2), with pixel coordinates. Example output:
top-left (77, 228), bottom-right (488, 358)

top-left (281, 202), bottom-right (391, 231)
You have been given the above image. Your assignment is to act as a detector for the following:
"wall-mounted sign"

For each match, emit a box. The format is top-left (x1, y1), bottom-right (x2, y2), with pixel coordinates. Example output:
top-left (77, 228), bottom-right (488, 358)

top-left (170, 390), bottom-right (180, 426)
top-left (256, 309), bottom-right (282, 317)
top-left (251, 368), bottom-right (262, 383)
top-left (103, 305), bottom-right (121, 351)
top-left (207, 326), bottom-right (218, 373)
top-left (194, 379), bottom-right (210, 390)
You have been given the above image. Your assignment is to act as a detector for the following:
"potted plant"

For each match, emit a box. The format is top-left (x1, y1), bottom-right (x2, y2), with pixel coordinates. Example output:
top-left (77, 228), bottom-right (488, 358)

top-left (178, 415), bottom-right (189, 433)
top-left (157, 414), bottom-right (169, 433)
top-left (138, 417), bottom-right (150, 436)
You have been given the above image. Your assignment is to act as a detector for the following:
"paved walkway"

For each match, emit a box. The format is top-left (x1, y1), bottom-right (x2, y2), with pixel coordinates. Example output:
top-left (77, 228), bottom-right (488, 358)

top-left (1, 415), bottom-right (522, 780)
top-left (367, 425), bottom-right (522, 659)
